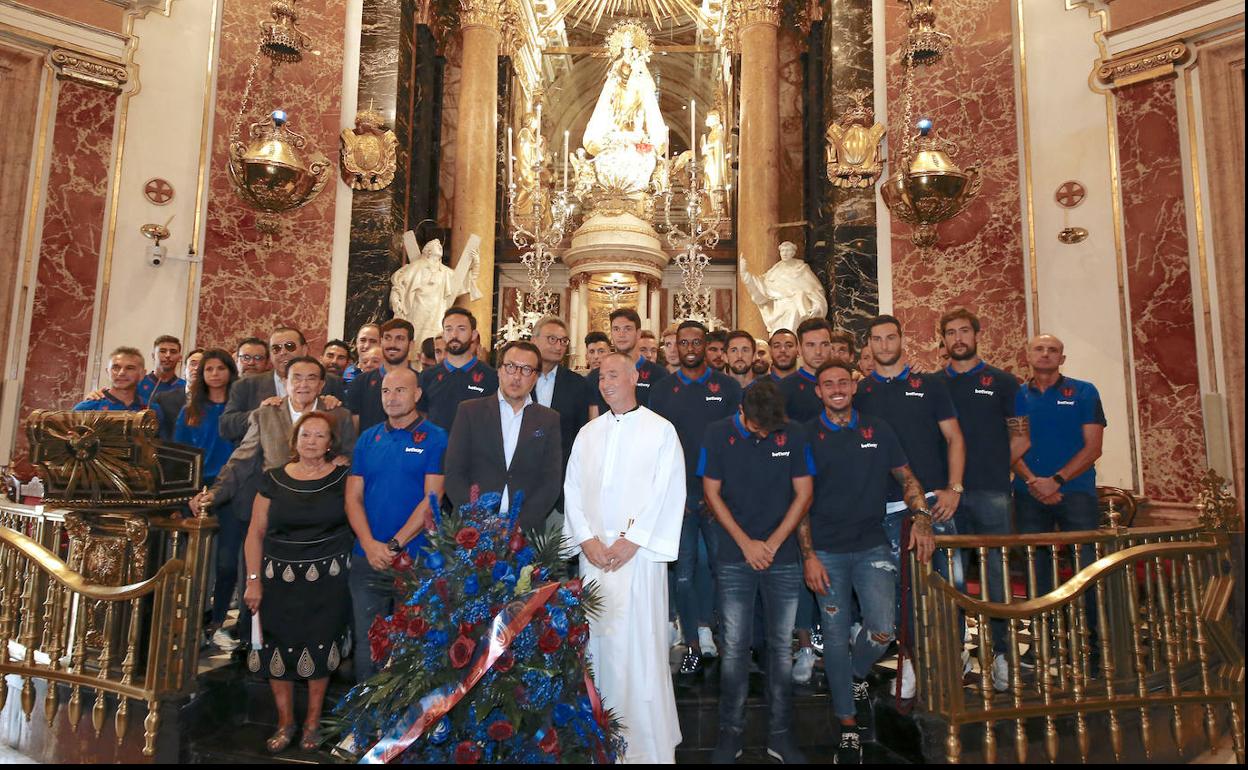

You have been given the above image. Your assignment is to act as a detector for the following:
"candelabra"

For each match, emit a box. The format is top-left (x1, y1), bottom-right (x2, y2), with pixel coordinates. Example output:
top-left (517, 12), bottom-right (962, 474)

top-left (661, 147), bottom-right (726, 327)
top-left (500, 118), bottom-right (574, 342)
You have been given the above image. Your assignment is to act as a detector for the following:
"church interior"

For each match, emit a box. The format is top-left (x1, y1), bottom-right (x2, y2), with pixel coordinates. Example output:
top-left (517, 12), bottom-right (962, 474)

top-left (0, 0), bottom-right (1244, 764)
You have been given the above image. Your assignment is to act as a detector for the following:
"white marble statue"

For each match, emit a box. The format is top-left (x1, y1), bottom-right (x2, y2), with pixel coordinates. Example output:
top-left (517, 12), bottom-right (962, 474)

top-left (738, 241), bottom-right (829, 335)
top-left (389, 231), bottom-right (482, 344)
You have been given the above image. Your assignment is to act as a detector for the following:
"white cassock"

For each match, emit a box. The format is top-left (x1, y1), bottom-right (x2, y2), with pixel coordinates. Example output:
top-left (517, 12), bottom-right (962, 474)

top-left (563, 406), bottom-right (685, 764)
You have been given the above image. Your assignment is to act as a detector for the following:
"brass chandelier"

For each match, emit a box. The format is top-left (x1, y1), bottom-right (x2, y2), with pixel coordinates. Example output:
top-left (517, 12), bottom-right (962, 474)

top-left (880, 0), bottom-right (980, 248)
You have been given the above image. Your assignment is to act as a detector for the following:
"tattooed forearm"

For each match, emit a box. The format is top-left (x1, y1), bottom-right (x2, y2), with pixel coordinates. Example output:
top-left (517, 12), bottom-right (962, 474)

top-left (797, 517), bottom-right (814, 558)
top-left (891, 465), bottom-right (929, 513)
top-left (1007, 415), bottom-right (1029, 438)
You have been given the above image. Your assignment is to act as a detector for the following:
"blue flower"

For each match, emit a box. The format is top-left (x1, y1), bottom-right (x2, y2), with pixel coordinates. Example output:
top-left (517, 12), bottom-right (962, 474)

top-left (492, 562), bottom-right (514, 582)
top-left (464, 574), bottom-right (479, 597)
top-left (428, 717), bottom-right (452, 744)
top-left (549, 607), bottom-right (569, 635)
top-left (553, 703), bottom-right (576, 727)
top-left (426, 629), bottom-right (449, 647)
top-left (424, 550), bottom-right (445, 570)
top-left (516, 546), bottom-right (535, 567)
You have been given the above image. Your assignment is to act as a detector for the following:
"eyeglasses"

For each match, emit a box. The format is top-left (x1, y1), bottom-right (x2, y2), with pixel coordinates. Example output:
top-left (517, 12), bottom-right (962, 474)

top-left (271, 341), bottom-right (300, 353)
top-left (544, 335), bottom-right (570, 346)
top-left (238, 353), bottom-right (267, 363)
top-left (502, 362), bottom-right (538, 377)
top-left (676, 339), bottom-right (705, 348)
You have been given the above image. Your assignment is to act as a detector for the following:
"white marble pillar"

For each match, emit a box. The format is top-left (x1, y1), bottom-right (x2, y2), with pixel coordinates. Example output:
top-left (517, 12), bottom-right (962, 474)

top-left (648, 279), bottom-right (662, 331)
top-left (637, 278), bottom-right (650, 329)
top-left (576, 278), bottom-right (590, 368)
top-left (569, 278), bottom-right (583, 366)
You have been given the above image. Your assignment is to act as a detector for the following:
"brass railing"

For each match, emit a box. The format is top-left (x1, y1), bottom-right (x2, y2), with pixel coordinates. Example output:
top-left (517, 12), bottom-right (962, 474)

top-left (910, 514), bottom-right (1245, 764)
top-left (0, 501), bottom-right (216, 756)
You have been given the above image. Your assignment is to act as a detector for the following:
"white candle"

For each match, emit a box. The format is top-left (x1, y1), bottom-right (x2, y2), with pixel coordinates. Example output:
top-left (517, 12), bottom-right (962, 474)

top-left (690, 99), bottom-right (697, 165)
top-left (506, 126), bottom-right (513, 189)
top-left (536, 104), bottom-right (542, 140)
top-left (563, 130), bottom-right (570, 191)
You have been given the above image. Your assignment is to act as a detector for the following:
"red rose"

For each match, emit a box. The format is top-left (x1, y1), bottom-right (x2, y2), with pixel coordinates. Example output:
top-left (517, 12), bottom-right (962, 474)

top-left (449, 635), bottom-right (476, 668)
top-left (538, 730), bottom-right (560, 755)
top-left (455, 527), bottom-right (481, 550)
top-left (564, 578), bottom-right (583, 597)
top-left (392, 549), bottom-right (413, 571)
top-left (508, 532), bottom-right (526, 553)
top-left (495, 651), bottom-right (515, 672)
top-left (533, 606), bottom-right (547, 620)
top-left (407, 616), bottom-right (429, 637)
top-left (474, 551), bottom-right (497, 570)
top-left (368, 617), bottom-right (392, 662)
top-left (435, 578), bottom-right (450, 601)
top-left (458, 621), bottom-right (476, 637)
top-left (538, 626), bottom-right (562, 653)
top-left (487, 720), bottom-right (515, 741)
top-left (454, 740), bottom-right (482, 764)
top-left (567, 623), bottom-right (589, 647)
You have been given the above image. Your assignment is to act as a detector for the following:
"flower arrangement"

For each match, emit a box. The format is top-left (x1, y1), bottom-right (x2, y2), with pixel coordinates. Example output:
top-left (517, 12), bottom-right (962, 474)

top-left (328, 492), bottom-right (624, 764)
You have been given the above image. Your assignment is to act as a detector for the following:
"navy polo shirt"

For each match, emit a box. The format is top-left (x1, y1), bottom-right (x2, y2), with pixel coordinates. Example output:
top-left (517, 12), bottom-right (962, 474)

top-left (944, 362), bottom-right (1026, 493)
top-left (1014, 375), bottom-right (1106, 495)
top-left (347, 363), bottom-right (417, 434)
top-left (778, 368), bottom-right (823, 423)
top-left (74, 390), bottom-right (163, 423)
top-left (136, 373), bottom-right (184, 406)
top-left (585, 356), bottom-right (667, 411)
top-left (649, 367), bottom-right (743, 508)
top-left (697, 415), bottom-right (811, 565)
top-left (853, 366), bottom-right (957, 501)
top-left (350, 417), bottom-right (448, 556)
top-left (805, 411), bottom-right (907, 553)
top-left (419, 357), bottom-right (498, 432)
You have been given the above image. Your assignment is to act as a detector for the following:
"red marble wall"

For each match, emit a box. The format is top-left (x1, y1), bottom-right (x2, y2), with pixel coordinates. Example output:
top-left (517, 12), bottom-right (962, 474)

top-left (198, 0), bottom-right (345, 353)
top-left (1115, 77), bottom-right (1205, 503)
top-left (883, 0), bottom-right (1028, 371)
top-left (20, 80), bottom-right (117, 415)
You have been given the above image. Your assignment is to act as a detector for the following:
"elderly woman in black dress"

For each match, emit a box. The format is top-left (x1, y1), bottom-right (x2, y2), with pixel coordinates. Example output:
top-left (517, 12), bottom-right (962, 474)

top-left (243, 411), bottom-right (353, 753)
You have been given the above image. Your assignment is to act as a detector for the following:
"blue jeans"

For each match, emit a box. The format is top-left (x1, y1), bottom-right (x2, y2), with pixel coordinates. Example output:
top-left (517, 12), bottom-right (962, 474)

top-left (1014, 490), bottom-right (1100, 637)
top-left (349, 557), bottom-right (397, 682)
top-left (675, 510), bottom-right (720, 645)
top-left (953, 490), bottom-right (1013, 654)
top-left (211, 495), bottom-right (243, 626)
top-left (883, 500), bottom-right (964, 653)
top-left (717, 560), bottom-right (801, 737)
top-left (815, 546), bottom-right (896, 718)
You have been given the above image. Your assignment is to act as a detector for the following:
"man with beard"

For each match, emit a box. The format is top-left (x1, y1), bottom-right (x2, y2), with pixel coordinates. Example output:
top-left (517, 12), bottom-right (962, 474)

top-left (853, 314), bottom-right (966, 698)
top-left (563, 353), bottom-right (685, 763)
top-left (321, 339), bottom-right (351, 377)
top-left (752, 339), bottom-right (771, 378)
top-left (939, 307), bottom-right (1030, 692)
top-left (585, 309), bottom-right (666, 418)
top-left (779, 317), bottom-right (835, 425)
top-left (705, 329), bottom-right (729, 372)
top-left (235, 337), bottom-right (271, 377)
top-left (419, 307), bottom-right (498, 431)
top-left (347, 319), bottom-right (417, 433)
top-left (649, 321), bottom-right (742, 674)
top-left (768, 328), bottom-right (799, 382)
top-left (75, 347), bottom-right (158, 415)
top-left (724, 330), bottom-right (758, 389)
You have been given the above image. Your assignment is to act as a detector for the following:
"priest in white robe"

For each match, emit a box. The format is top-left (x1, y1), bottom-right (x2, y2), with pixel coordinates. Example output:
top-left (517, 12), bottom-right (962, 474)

top-left (563, 353), bottom-right (685, 764)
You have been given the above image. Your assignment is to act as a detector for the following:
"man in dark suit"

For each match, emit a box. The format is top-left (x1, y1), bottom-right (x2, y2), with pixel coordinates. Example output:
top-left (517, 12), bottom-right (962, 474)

top-left (530, 316), bottom-right (589, 472)
top-left (444, 341), bottom-right (563, 532)
top-left (220, 326), bottom-right (345, 442)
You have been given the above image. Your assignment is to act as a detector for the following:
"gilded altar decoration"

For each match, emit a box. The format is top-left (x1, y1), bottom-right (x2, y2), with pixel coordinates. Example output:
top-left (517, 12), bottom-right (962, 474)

top-left (229, 111), bottom-right (331, 214)
top-left (340, 106), bottom-right (398, 190)
top-left (881, 119), bottom-right (981, 247)
top-left (544, 0), bottom-right (703, 32)
top-left (901, 0), bottom-right (950, 64)
top-left (825, 89), bottom-right (886, 189)
top-left (259, 0), bottom-right (311, 63)
top-left (25, 410), bottom-right (201, 506)
top-left (48, 49), bottom-right (128, 92)
top-left (1195, 468), bottom-right (1238, 532)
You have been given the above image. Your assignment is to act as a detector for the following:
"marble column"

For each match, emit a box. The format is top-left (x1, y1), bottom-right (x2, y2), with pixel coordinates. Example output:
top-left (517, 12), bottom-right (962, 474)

top-left (735, 0), bottom-right (782, 339)
top-left (637, 279), bottom-right (650, 329)
top-left (568, 275), bottom-right (583, 366)
top-left (576, 278), bottom-right (589, 367)
top-left (450, 0), bottom-right (501, 328)
top-left (648, 278), bottom-right (662, 331)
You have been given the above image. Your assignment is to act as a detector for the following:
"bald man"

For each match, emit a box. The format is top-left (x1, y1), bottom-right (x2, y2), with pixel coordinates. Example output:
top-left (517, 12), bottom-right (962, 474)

top-left (1012, 334), bottom-right (1107, 649)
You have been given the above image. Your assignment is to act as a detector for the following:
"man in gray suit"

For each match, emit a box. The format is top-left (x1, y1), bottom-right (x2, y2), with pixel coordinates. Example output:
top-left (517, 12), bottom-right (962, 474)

top-left (219, 327), bottom-right (346, 442)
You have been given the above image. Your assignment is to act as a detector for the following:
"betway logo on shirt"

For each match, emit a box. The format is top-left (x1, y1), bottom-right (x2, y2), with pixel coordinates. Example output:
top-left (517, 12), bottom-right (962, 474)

top-left (1057, 400), bottom-right (1076, 406)
top-left (771, 451), bottom-right (790, 458)
top-left (905, 391), bottom-right (925, 398)
top-left (705, 396), bottom-right (723, 402)
top-left (860, 442), bottom-right (878, 449)
top-left (975, 388), bottom-right (995, 396)
top-left (467, 385), bottom-right (485, 393)
top-left (405, 446), bottom-right (425, 454)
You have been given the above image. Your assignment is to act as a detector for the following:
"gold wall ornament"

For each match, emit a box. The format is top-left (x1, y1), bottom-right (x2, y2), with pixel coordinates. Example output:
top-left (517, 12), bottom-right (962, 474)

top-left (545, 0), bottom-right (706, 32)
top-left (1195, 468), bottom-right (1238, 532)
top-left (880, 120), bottom-right (981, 247)
top-left (825, 89), bottom-right (886, 189)
top-left (458, 0), bottom-right (503, 30)
top-left (738, 0), bottom-right (781, 28)
top-left (228, 111), bottom-right (330, 214)
top-left (901, 0), bottom-right (951, 65)
top-left (1058, 226), bottom-right (1089, 244)
top-left (1097, 42), bottom-right (1189, 88)
top-left (259, 0), bottom-right (311, 63)
top-left (48, 49), bottom-right (129, 92)
top-left (339, 106), bottom-right (398, 190)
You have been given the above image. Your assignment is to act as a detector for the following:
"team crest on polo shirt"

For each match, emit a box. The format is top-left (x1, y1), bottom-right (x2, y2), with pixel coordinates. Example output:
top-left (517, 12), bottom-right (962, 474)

top-left (472, 371), bottom-right (484, 384)
top-left (798, 382), bottom-right (806, 391)
top-left (980, 373), bottom-right (993, 388)
top-left (861, 426), bottom-right (874, 440)
top-left (437, 372), bottom-right (445, 382)
top-left (774, 433), bottom-right (787, 448)
top-left (708, 382), bottom-right (720, 394)
top-left (412, 432), bottom-right (426, 443)
top-left (818, 431), bottom-right (826, 440)
top-left (908, 376), bottom-right (922, 389)
top-left (728, 435), bottom-right (736, 446)
top-left (1062, 385), bottom-right (1075, 398)
top-left (639, 369), bottom-right (651, 381)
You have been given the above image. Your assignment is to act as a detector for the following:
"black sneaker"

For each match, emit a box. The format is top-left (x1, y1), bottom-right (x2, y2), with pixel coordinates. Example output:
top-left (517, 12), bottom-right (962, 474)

top-left (833, 730), bottom-right (862, 765)
top-left (765, 731), bottom-right (807, 764)
top-left (711, 730), bottom-right (744, 764)
top-left (851, 678), bottom-right (874, 740)
top-left (679, 649), bottom-right (702, 675)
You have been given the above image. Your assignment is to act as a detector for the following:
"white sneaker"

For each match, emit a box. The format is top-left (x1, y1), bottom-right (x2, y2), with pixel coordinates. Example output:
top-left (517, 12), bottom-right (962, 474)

top-left (698, 626), bottom-right (718, 658)
top-left (991, 655), bottom-right (1010, 693)
top-left (899, 658), bottom-right (917, 699)
top-left (792, 646), bottom-right (817, 684)
top-left (211, 627), bottom-right (240, 651)
top-left (669, 620), bottom-right (682, 649)
top-left (961, 649), bottom-right (973, 676)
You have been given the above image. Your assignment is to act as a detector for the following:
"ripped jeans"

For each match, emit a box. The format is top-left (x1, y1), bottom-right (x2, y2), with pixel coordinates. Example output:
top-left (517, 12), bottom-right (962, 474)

top-left (813, 545), bottom-right (896, 718)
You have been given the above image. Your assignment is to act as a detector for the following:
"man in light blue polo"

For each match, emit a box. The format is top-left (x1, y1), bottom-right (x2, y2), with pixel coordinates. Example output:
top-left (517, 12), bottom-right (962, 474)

top-left (345, 366), bottom-right (447, 680)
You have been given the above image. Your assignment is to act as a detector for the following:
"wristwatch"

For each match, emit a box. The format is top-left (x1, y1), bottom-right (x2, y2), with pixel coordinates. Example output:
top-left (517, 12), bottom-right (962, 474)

top-left (1052, 473), bottom-right (1067, 487)
top-left (913, 508), bottom-right (934, 521)
top-left (246, 573), bottom-right (259, 582)
top-left (949, 483), bottom-right (964, 494)
top-left (387, 537), bottom-right (402, 553)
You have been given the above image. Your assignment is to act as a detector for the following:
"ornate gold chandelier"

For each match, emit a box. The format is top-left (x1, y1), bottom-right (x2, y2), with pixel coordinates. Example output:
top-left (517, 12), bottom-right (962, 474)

top-left (880, 0), bottom-right (980, 248)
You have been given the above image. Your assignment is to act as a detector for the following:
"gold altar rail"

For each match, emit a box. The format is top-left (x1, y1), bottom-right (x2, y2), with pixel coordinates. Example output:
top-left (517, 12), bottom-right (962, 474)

top-left (910, 518), bottom-right (1245, 764)
top-left (0, 502), bottom-right (216, 757)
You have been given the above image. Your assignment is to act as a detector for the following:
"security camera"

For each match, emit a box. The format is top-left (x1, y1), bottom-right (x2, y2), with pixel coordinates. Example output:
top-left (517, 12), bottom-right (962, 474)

top-left (148, 243), bottom-right (165, 266)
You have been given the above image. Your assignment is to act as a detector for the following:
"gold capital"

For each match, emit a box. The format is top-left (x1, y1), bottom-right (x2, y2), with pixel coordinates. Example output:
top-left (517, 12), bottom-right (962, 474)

top-left (459, 0), bottom-right (503, 30)
top-left (48, 49), bottom-right (128, 92)
top-left (1096, 42), bottom-right (1189, 88)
